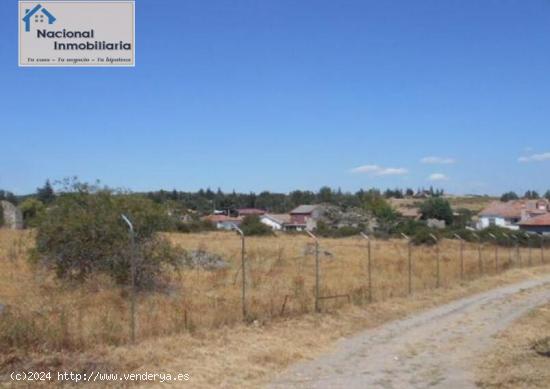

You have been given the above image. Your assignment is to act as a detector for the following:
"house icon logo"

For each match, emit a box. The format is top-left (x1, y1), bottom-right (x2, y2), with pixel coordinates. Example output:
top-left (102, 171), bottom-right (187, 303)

top-left (22, 4), bottom-right (56, 32)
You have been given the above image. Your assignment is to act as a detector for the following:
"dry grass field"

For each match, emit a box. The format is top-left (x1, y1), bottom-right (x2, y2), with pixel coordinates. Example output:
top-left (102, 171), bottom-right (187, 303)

top-left (477, 303), bottom-right (550, 388)
top-left (389, 195), bottom-right (495, 213)
top-left (0, 229), bottom-right (548, 387)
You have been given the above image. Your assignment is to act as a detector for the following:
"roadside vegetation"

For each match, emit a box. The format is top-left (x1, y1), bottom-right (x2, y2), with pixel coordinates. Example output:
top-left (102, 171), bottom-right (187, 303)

top-left (477, 303), bottom-right (550, 388)
top-left (1, 180), bottom-right (550, 386)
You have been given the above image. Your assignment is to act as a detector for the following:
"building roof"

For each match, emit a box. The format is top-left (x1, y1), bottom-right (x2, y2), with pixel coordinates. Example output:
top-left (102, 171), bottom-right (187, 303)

top-left (519, 213), bottom-right (550, 227)
top-left (290, 205), bottom-right (319, 214)
top-left (262, 213), bottom-right (291, 224)
top-left (479, 201), bottom-right (524, 219)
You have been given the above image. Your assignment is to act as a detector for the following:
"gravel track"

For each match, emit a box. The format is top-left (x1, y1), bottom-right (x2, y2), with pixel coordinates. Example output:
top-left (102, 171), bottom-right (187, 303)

top-left (270, 275), bottom-right (550, 389)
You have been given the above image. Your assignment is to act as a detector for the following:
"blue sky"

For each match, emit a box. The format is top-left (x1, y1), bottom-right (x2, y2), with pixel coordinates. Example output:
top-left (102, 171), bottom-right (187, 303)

top-left (1, 0), bottom-right (549, 195)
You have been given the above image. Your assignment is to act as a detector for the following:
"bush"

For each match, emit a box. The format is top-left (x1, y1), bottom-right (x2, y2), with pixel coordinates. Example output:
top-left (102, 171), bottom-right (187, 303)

top-left (0, 204), bottom-right (4, 227)
top-left (315, 221), bottom-right (363, 238)
top-left (33, 182), bottom-right (180, 289)
top-left (19, 198), bottom-right (45, 228)
top-left (411, 227), bottom-right (439, 246)
top-left (175, 219), bottom-right (216, 233)
top-left (240, 215), bottom-right (273, 236)
top-left (419, 198), bottom-right (453, 225)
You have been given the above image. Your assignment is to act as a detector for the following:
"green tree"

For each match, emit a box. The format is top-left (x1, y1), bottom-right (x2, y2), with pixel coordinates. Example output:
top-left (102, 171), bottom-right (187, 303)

top-left (33, 182), bottom-right (179, 288)
top-left (419, 198), bottom-right (453, 225)
top-left (524, 190), bottom-right (540, 199)
top-left (317, 186), bottom-right (333, 203)
top-left (500, 191), bottom-right (519, 202)
top-left (0, 190), bottom-right (17, 205)
top-left (36, 180), bottom-right (55, 204)
top-left (239, 215), bottom-right (273, 236)
top-left (545, 190), bottom-right (550, 200)
top-left (360, 189), bottom-right (398, 232)
top-left (19, 198), bottom-right (45, 228)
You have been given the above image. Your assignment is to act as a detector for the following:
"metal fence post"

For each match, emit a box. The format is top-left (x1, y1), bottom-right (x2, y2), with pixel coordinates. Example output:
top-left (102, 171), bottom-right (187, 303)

top-left (511, 235), bottom-right (520, 267)
top-left (121, 214), bottom-right (136, 344)
top-left (429, 234), bottom-right (440, 288)
top-left (232, 225), bottom-right (247, 320)
top-left (401, 233), bottom-right (412, 294)
top-left (541, 235), bottom-right (545, 265)
top-left (502, 232), bottom-right (514, 266)
top-left (472, 232), bottom-right (482, 276)
top-left (524, 233), bottom-right (532, 266)
top-left (453, 233), bottom-right (464, 281)
top-left (360, 233), bottom-right (372, 303)
top-left (488, 233), bottom-right (498, 273)
top-left (307, 231), bottom-right (320, 313)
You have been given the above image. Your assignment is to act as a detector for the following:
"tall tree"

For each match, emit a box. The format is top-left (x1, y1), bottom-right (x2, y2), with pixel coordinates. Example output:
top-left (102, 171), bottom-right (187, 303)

top-left (500, 191), bottom-right (519, 202)
top-left (524, 190), bottom-right (540, 199)
top-left (36, 180), bottom-right (55, 204)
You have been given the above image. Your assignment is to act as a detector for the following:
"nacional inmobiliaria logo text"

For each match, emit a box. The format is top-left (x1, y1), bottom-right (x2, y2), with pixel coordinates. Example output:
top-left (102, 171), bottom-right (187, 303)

top-left (19, 1), bottom-right (135, 67)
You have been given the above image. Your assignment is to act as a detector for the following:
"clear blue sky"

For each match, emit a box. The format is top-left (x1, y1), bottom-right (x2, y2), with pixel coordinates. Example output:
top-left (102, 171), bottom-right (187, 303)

top-left (1, 0), bottom-right (549, 195)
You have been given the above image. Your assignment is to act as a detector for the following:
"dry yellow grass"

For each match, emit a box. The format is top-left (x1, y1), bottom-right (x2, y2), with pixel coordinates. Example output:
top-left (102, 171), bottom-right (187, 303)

top-left (0, 229), bottom-right (548, 387)
top-left (476, 303), bottom-right (550, 388)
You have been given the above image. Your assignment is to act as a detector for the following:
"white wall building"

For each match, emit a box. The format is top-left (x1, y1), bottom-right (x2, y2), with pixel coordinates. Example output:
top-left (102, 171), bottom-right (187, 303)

top-left (260, 214), bottom-right (291, 231)
top-left (477, 200), bottom-right (549, 230)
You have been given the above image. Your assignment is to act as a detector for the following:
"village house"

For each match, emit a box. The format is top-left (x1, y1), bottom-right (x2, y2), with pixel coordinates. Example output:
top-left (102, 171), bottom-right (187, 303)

top-left (287, 205), bottom-right (324, 231)
top-left (1, 201), bottom-right (23, 230)
top-left (519, 213), bottom-right (550, 235)
top-left (477, 199), bottom-right (549, 230)
top-left (260, 213), bottom-right (291, 231)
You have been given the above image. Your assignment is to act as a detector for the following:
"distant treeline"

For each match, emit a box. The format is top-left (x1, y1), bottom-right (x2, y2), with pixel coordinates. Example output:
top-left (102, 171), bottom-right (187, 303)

top-left (143, 186), bottom-right (446, 214)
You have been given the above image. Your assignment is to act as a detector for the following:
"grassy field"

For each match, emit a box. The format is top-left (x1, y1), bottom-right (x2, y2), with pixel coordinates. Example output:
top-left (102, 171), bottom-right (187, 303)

top-left (0, 229), bottom-right (543, 350)
top-left (390, 195), bottom-right (495, 213)
top-left (477, 303), bottom-right (550, 388)
top-left (0, 228), bottom-right (549, 387)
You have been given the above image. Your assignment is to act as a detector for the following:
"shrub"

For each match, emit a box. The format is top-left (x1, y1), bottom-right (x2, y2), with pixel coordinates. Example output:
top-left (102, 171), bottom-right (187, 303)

top-left (19, 198), bottom-right (46, 228)
top-left (240, 215), bottom-right (273, 236)
top-left (411, 227), bottom-right (439, 246)
top-left (175, 219), bottom-right (215, 233)
top-left (33, 182), bottom-right (180, 289)
top-left (315, 221), bottom-right (363, 238)
top-left (419, 198), bottom-right (453, 225)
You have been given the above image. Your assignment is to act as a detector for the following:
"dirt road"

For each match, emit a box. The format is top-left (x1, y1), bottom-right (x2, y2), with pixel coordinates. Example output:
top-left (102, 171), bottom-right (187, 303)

top-left (270, 274), bottom-right (550, 389)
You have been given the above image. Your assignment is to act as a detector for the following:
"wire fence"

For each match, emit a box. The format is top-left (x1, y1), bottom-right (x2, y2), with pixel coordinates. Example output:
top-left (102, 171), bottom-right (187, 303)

top-left (0, 229), bottom-right (548, 350)
top-left (148, 231), bottom-right (548, 338)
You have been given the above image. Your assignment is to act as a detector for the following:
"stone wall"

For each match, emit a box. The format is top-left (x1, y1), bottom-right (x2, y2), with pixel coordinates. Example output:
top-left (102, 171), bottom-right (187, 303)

top-left (1, 201), bottom-right (23, 230)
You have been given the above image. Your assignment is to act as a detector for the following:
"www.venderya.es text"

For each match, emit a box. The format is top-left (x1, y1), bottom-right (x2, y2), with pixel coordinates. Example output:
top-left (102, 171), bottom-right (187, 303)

top-left (10, 371), bottom-right (191, 383)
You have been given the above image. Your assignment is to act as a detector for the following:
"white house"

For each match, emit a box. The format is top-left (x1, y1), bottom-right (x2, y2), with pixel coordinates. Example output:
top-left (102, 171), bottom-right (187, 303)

top-left (260, 214), bottom-right (291, 231)
top-left (477, 200), bottom-right (549, 230)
